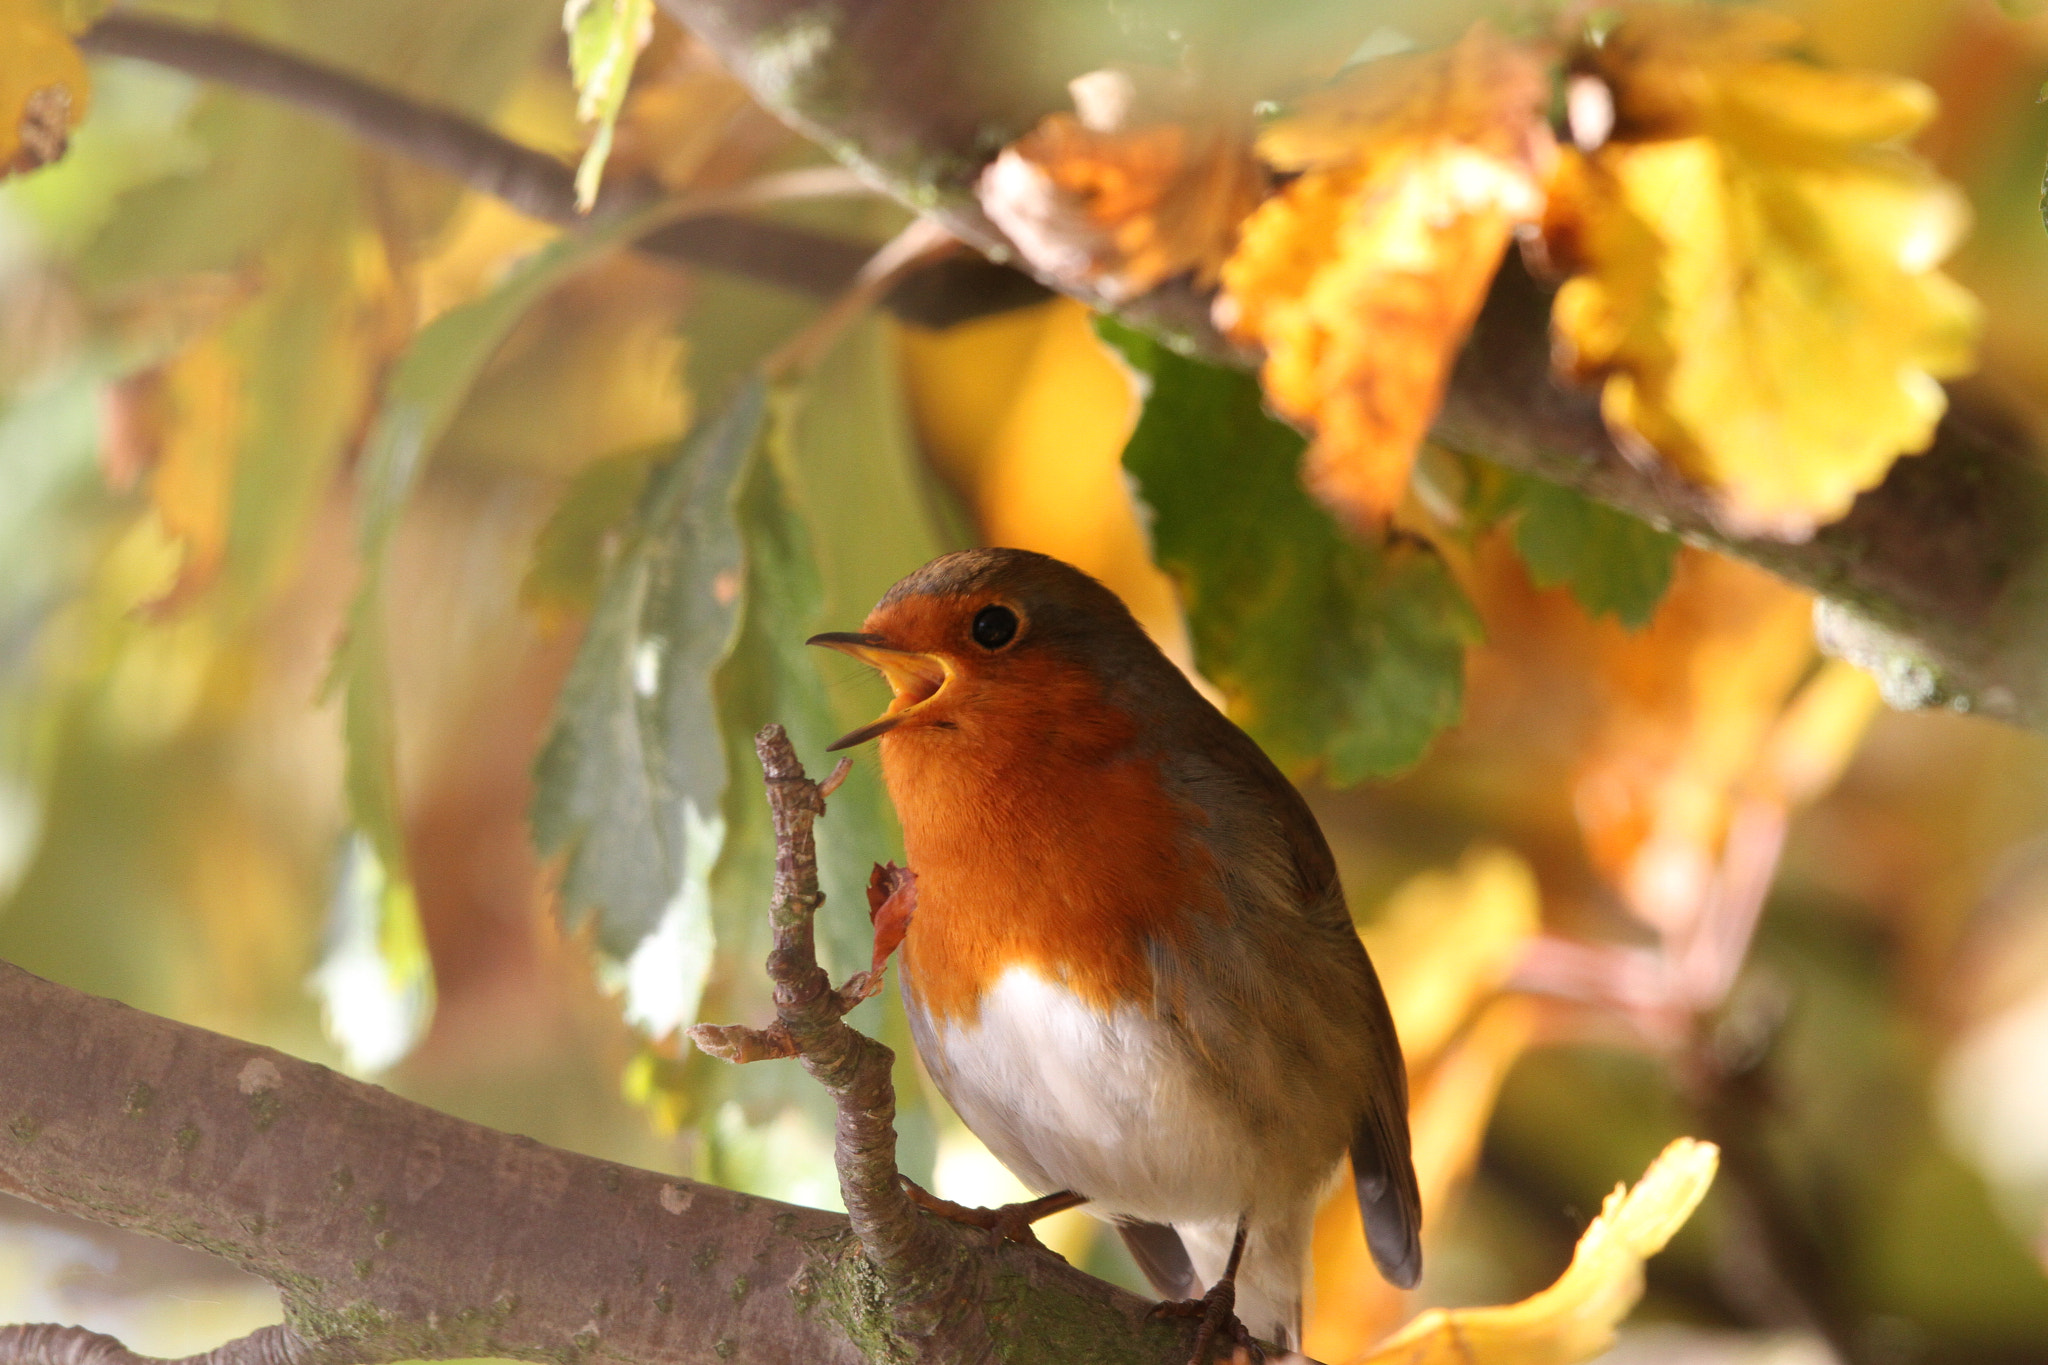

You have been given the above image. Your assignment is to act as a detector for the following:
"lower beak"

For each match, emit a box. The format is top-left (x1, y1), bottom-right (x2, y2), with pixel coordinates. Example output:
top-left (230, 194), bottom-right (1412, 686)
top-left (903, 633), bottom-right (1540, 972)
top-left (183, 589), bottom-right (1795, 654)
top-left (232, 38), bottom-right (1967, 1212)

top-left (807, 633), bottom-right (953, 751)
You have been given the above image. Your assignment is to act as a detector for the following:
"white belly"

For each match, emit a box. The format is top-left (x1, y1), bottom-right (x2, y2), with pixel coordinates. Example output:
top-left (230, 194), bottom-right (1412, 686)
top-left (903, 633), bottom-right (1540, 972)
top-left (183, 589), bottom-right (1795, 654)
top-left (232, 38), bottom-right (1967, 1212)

top-left (906, 964), bottom-right (1266, 1226)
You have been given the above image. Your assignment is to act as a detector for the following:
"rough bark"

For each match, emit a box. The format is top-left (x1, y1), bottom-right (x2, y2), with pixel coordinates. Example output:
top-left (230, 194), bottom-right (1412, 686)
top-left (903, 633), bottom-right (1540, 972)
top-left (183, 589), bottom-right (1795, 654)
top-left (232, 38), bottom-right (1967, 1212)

top-left (655, 0), bottom-right (2048, 726)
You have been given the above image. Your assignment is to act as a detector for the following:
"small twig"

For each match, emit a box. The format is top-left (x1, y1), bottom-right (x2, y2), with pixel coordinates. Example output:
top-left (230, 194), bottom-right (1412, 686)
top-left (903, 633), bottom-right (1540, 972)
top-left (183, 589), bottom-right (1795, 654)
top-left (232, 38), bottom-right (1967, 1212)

top-left (0, 1325), bottom-right (311, 1365)
top-left (761, 218), bottom-right (961, 381)
top-left (686, 725), bottom-right (932, 1278)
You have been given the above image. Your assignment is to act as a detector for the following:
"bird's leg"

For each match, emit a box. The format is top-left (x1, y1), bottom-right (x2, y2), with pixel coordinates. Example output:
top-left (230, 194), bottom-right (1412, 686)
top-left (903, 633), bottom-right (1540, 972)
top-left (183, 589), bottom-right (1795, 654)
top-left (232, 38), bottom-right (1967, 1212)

top-left (1150, 1216), bottom-right (1261, 1365)
top-left (897, 1177), bottom-right (1088, 1250)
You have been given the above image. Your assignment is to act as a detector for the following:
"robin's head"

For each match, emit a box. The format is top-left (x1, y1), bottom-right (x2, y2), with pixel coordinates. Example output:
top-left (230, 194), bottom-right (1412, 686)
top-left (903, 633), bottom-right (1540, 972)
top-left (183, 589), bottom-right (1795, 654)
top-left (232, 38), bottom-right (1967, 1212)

top-left (808, 548), bottom-right (1171, 753)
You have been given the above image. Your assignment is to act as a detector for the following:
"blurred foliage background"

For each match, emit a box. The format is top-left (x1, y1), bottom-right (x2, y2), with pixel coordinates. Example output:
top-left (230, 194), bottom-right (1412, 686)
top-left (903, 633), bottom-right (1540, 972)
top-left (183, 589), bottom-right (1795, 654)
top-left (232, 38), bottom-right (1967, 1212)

top-left (4, 2), bottom-right (2048, 1363)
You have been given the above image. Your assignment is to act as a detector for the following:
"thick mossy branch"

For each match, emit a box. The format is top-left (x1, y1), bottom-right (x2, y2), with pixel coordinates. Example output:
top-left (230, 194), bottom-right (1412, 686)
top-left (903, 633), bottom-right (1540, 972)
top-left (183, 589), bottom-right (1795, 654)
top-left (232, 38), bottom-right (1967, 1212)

top-left (655, 0), bottom-right (2048, 726)
top-left (0, 958), bottom-right (865, 1365)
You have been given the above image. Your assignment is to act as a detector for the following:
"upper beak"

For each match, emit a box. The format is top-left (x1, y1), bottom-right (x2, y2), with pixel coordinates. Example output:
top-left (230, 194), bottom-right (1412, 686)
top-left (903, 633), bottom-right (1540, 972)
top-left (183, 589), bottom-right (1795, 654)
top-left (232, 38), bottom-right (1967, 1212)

top-left (807, 632), bottom-right (953, 751)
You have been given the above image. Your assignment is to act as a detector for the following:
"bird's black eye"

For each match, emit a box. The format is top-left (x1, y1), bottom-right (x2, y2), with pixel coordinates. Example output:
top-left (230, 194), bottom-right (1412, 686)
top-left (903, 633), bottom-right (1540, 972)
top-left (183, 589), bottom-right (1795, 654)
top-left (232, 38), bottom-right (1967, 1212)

top-left (971, 604), bottom-right (1019, 650)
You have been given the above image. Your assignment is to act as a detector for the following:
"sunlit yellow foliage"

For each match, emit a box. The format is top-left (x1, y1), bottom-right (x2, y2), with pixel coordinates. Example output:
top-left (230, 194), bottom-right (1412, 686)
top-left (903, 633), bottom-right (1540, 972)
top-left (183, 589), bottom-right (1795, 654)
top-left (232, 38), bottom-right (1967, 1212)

top-left (0, 0), bottom-right (88, 177)
top-left (148, 335), bottom-right (244, 605)
top-left (565, 0), bottom-right (656, 210)
top-left (1547, 4), bottom-right (1979, 537)
top-left (1218, 25), bottom-right (1551, 525)
top-left (1358, 845), bottom-right (1541, 1067)
top-left (1311, 849), bottom-right (1542, 1358)
top-left (1309, 997), bottom-right (1540, 1360)
top-left (1355, 1138), bottom-right (1719, 1365)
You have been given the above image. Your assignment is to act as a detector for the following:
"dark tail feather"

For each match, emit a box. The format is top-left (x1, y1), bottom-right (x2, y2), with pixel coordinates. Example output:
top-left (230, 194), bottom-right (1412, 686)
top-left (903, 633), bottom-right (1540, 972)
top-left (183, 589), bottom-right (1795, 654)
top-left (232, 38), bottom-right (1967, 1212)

top-left (1353, 1112), bottom-right (1423, 1289)
top-left (1116, 1220), bottom-right (1201, 1301)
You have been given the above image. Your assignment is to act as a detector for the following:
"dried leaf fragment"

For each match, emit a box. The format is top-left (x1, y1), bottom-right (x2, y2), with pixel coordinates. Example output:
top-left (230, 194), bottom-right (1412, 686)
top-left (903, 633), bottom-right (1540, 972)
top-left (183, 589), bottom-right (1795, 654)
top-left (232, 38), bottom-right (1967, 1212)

top-left (1218, 25), bottom-right (1553, 526)
top-left (1356, 1137), bottom-right (1720, 1364)
top-left (979, 69), bottom-right (1263, 303)
top-left (1, 0), bottom-right (90, 176)
top-left (1547, 4), bottom-right (1980, 538)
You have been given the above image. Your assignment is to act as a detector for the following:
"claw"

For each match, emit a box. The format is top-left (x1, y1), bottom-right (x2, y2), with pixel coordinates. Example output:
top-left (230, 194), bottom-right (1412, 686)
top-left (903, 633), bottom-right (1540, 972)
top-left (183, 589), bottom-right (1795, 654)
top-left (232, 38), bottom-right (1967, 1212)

top-left (1150, 1282), bottom-right (1261, 1365)
top-left (1151, 1215), bottom-right (1261, 1365)
top-left (899, 1177), bottom-right (1086, 1251)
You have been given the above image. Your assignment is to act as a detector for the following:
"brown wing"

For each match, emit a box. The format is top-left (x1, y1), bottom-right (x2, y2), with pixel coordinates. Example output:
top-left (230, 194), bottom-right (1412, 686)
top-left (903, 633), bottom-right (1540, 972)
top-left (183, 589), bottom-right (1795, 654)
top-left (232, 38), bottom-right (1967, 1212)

top-left (1155, 696), bottom-right (1423, 1288)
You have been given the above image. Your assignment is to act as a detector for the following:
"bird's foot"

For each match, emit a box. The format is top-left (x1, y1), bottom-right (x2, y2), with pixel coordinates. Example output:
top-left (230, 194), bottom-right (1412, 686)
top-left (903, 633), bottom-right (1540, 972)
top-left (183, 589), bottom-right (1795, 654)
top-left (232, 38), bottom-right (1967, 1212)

top-left (1151, 1280), bottom-right (1263, 1365)
top-left (898, 1178), bottom-right (1086, 1250)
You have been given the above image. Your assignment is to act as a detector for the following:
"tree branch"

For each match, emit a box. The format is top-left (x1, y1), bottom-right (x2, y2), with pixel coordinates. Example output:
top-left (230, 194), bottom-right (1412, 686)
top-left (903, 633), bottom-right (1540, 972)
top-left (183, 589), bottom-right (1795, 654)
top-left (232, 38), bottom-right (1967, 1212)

top-left (656, 0), bottom-right (2048, 727)
top-left (0, 734), bottom-right (1199, 1365)
top-left (75, 13), bottom-right (1051, 330)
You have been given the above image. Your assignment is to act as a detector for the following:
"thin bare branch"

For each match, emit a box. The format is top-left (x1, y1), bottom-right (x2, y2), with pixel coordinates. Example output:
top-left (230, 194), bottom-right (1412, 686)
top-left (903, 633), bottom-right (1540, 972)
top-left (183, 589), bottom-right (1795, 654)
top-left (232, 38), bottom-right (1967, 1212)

top-left (75, 13), bottom-right (1051, 328)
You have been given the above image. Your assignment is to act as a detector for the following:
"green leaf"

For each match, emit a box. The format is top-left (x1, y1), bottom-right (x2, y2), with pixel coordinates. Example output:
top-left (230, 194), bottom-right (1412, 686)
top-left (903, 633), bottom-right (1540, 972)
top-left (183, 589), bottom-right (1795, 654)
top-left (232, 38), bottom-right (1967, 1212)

top-left (709, 386), bottom-right (894, 991)
top-left (332, 201), bottom-right (673, 1067)
top-left (521, 447), bottom-right (657, 621)
top-left (1503, 474), bottom-right (1678, 630)
top-left (532, 379), bottom-right (765, 968)
top-left (565, 0), bottom-right (655, 211)
top-left (1100, 318), bottom-right (1478, 783)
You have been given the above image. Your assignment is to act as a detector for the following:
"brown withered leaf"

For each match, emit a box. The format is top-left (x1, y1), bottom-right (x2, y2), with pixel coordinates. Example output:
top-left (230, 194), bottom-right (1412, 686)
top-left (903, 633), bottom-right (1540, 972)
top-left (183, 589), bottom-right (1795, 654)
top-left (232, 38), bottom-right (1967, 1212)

top-left (1218, 25), bottom-right (1553, 526)
top-left (978, 69), bottom-right (1263, 304)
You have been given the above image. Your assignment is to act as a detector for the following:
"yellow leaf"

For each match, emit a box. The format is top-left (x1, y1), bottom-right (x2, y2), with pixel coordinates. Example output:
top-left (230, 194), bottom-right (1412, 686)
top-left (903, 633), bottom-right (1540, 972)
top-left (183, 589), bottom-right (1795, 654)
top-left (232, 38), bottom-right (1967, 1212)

top-left (148, 334), bottom-right (243, 606)
top-left (1547, 4), bottom-right (1980, 537)
top-left (1358, 845), bottom-right (1542, 1069)
top-left (1753, 659), bottom-right (1882, 807)
top-left (1356, 1137), bottom-right (1720, 1365)
top-left (1218, 25), bottom-right (1552, 525)
top-left (1309, 850), bottom-right (1542, 1359)
top-left (1309, 997), bottom-right (1540, 1362)
top-left (0, 0), bottom-right (89, 177)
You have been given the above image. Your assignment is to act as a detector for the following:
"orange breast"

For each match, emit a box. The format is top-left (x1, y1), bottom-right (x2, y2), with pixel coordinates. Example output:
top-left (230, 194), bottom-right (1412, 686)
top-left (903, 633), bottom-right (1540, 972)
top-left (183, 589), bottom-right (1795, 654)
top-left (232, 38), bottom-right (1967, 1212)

top-left (878, 661), bottom-right (1218, 1025)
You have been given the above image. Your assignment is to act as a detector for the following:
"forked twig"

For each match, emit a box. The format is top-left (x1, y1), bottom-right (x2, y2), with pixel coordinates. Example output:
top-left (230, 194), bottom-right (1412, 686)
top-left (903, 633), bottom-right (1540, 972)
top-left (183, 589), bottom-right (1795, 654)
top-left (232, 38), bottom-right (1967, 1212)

top-left (686, 725), bottom-right (931, 1275)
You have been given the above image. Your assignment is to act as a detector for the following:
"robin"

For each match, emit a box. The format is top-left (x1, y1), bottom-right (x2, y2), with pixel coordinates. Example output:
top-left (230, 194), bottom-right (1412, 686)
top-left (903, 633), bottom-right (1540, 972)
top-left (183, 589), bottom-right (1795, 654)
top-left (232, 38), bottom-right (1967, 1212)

top-left (810, 547), bottom-right (1420, 1358)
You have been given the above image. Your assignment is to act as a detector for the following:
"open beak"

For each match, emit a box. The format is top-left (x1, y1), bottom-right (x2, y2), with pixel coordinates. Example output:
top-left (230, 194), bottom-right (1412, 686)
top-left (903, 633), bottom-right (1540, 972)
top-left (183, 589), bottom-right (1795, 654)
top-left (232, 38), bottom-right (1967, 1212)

top-left (807, 632), bottom-right (953, 751)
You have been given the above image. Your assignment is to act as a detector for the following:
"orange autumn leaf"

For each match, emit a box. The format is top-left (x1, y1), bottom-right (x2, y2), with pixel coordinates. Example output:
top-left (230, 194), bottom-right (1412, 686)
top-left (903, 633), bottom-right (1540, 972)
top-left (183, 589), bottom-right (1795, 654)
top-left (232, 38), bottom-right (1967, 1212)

top-left (1545, 3), bottom-right (1979, 538)
top-left (1573, 551), bottom-right (1815, 934)
top-left (1218, 25), bottom-right (1552, 525)
top-left (979, 71), bottom-right (1263, 304)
